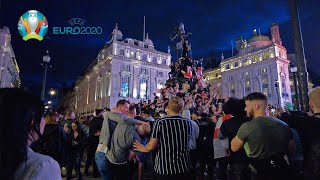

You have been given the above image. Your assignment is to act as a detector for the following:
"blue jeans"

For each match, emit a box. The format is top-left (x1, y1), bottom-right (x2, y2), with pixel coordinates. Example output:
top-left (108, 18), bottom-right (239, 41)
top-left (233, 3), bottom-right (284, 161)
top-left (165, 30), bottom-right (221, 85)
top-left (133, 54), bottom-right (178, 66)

top-left (95, 151), bottom-right (111, 180)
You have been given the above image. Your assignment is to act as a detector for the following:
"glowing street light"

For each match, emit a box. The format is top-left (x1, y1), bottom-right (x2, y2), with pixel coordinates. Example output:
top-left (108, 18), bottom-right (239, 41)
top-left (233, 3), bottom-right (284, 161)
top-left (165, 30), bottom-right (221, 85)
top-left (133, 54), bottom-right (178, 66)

top-left (48, 101), bottom-right (52, 104)
top-left (50, 90), bottom-right (56, 96)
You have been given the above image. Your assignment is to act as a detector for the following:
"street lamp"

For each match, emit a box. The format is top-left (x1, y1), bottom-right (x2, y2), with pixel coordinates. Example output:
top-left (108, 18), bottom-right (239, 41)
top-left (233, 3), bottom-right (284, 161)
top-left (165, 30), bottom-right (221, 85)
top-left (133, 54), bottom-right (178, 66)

top-left (290, 63), bottom-right (300, 110)
top-left (50, 89), bottom-right (56, 96)
top-left (48, 100), bottom-right (52, 104)
top-left (40, 50), bottom-right (52, 101)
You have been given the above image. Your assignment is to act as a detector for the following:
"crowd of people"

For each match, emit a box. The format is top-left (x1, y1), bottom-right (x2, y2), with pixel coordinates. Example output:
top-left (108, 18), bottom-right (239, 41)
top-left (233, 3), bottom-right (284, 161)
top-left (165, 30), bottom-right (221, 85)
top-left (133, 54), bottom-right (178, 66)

top-left (0, 85), bottom-right (320, 180)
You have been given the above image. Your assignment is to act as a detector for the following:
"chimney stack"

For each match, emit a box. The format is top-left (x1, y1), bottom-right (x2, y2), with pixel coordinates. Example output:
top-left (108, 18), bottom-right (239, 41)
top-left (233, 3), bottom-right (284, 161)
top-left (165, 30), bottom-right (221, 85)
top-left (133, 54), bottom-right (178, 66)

top-left (270, 23), bottom-right (282, 45)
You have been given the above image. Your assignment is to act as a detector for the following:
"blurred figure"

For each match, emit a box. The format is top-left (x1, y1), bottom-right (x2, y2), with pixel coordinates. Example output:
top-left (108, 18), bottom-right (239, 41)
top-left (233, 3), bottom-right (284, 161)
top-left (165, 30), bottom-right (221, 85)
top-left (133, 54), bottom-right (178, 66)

top-left (42, 112), bottom-right (67, 165)
top-left (280, 86), bottom-right (320, 179)
top-left (219, 98), bottom-right (249, 180)
top-left (0, 88), bottom-right (61, 180)
top-left (85, 109), bottom-right (104, 177)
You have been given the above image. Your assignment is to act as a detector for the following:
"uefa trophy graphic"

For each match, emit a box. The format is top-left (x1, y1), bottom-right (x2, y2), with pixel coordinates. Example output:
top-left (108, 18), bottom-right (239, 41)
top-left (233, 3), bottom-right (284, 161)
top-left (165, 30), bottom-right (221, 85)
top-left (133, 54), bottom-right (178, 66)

top-left (27, 10), bottom-right (39, 34)
top-left (18, 10), bottom-right (48, 41)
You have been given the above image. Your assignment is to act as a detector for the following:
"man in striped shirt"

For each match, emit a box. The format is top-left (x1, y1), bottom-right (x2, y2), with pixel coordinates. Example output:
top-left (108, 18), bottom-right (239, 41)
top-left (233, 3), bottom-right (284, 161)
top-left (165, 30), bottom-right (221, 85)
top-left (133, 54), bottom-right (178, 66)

top-left (134, 96), bottom-right (193, 180)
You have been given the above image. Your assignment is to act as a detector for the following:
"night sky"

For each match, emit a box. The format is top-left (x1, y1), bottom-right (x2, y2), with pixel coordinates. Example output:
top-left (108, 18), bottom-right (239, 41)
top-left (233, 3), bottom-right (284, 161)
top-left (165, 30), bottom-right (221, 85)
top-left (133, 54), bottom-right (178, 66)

top-left (1, 0), bottom-right (319, 93)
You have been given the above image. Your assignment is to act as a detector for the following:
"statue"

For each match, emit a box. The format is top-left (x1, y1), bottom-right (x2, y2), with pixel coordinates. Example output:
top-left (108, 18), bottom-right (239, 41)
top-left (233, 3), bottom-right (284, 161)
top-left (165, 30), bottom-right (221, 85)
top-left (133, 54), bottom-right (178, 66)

top-left (170, 22), bottom-right (192, 58)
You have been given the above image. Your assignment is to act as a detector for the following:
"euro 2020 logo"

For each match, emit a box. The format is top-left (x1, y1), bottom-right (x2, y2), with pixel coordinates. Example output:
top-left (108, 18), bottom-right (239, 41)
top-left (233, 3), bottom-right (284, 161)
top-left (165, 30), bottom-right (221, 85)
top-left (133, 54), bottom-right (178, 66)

top-left (18, 10), bottom-right (48, 41)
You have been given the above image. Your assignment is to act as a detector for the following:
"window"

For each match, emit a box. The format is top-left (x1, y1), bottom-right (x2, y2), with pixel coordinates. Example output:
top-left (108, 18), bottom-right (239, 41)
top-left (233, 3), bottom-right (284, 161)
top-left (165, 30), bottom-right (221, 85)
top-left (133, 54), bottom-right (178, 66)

top-left (142, 54), bottom-right (147, 61)
top-left (157, 71), bottom-right (164, 77)
top-left (225, 64), bottom-right (230, 70)
top-left (120, 49), bottom-right (125, 56)
top-left (262, 68), bottom-right (267, 73)
top-left (130, 51), bottom-right (136, 58)
top-left (230, 84), bottom-right (235, 97)
top-left (139, 79), bottom-right (147, 99)
top-left (122, 65), bottom-right (130, 72)
top-left (234, 61), bottom-right (239, 68)
top-left (262, 78), bottom-right (268, 96)
top-left (141, 68), bottom-right (148, 75)
top-left (120, 76), bottom-right (130, 97)
top-left (162, 58), bottom-right (166, 65)
top-left (95, 78), bottom-right (102, 100)
top-left (152, 56), bottom-right (157, 63)
top-left (270, 51), bottom-right (275, 58)
top-left (246, 80), bottom-right (251, 92)
top-left (264, 52), bottom-right (269, 59)
top-left (244, 72), bottom-right (249, 77)
top-left (104, 74), bottom-right (110, 97)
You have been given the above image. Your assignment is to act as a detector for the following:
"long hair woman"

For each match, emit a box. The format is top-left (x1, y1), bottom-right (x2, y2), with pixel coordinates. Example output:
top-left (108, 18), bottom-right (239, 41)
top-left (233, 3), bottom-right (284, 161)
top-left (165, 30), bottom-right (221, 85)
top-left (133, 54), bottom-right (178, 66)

top-left (0, 88), bottom-right (61, 180)
top-left (66, 120), bottom-right (85, 180)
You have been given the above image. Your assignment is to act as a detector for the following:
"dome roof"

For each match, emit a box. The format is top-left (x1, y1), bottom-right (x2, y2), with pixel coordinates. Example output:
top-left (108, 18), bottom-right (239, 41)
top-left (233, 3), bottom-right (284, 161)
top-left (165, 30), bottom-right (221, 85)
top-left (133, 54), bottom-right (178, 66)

top-left (248, 34), bottom-right (271, 43)
top-left (112, 23), bottom-right (123, 40)
top-left (144, 33), bottom-right (153, 46)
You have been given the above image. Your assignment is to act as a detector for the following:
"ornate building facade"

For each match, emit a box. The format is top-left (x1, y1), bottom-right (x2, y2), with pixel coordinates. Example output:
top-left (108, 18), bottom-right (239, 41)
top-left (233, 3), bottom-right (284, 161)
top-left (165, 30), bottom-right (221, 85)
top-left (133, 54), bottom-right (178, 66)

top-left (205, 23), bottom-right (292, 107)
top-left (74, 24), bottom-right (170, 115)
top-left (0, 27), bottom-right (20, 88)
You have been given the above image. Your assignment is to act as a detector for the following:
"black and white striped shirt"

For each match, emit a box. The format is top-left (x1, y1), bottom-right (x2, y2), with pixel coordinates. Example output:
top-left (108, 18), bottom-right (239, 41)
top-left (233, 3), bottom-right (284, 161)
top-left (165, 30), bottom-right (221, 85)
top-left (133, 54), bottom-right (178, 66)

top-left (151, 115), bottom-right (192, 175)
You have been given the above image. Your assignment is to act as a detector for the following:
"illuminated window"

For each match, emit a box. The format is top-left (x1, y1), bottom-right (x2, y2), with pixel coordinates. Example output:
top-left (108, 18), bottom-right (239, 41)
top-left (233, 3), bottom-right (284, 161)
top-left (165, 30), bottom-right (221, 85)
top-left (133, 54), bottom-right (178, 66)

top-left (264, 52), bottom-right (269, 59)
top-left (139, 79), bottom-right (148, 99)
top-left (95, 78), bottom-right (102, 100)
top-left (104, 74), bottom-right (110, 97)
top-left (270, 51), bottom-right (275, 58)
top-left (246, 80), bottom-right (251, 92)
top-left (262, 68), bottom-right (267, 73)
top-left (245, 72), bottom-right (249, 77)
top-left (262, 78), bottom-right (268, 96)
top-left (120, 76), bottom-right (130, 97)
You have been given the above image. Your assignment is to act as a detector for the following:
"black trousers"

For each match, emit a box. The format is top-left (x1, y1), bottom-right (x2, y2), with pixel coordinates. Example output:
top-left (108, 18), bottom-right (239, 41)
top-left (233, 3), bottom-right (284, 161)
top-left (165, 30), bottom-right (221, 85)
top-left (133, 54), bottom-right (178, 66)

top-left (229, 162), bottom-right (249, 180)
top-left (67, 152), bottom-right (82, 180)
top-left (250, 156), bottom-right (291, 180)
top-left (85, 146), bottom-right (98, 174)
top-left (110, 162), bottom-right (129, 180)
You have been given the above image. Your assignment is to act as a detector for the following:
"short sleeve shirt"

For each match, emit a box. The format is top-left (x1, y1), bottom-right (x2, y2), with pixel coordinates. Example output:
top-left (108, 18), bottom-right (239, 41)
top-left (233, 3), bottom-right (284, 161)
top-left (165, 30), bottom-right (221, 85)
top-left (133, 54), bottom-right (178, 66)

top-left (237, 116), bottom-right (291, 159)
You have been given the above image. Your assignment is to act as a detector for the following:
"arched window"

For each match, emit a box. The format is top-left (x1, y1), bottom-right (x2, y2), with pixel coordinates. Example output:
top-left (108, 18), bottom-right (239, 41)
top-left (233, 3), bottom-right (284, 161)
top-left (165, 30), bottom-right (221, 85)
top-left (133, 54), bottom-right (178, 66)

top-left (262, 78), bottom-right (268, 96)
top-left (120, 76), bottom-right (130, 97)
top-left (104, 74), bottom-right (110, 97)
top-left (95, 78), bottom-right (102, 100)
top-left (230, 84), bottom-right (235, 97)
top-left (246, 80), bottom-right (251, 93)
top-left (139, 78), bottom-right (148, 99)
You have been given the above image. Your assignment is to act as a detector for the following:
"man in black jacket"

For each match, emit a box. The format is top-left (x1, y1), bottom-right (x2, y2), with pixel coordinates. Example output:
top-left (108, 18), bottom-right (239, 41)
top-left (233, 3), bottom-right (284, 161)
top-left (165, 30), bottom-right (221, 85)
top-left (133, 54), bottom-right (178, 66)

top-left (85, 109), bottom-right (104, 177)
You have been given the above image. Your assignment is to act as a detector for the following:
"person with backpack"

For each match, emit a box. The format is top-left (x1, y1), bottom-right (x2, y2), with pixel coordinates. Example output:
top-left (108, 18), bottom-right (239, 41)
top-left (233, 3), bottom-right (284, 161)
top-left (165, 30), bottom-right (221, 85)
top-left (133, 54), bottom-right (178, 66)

top-left (42, 112), bottom-right (66, 165)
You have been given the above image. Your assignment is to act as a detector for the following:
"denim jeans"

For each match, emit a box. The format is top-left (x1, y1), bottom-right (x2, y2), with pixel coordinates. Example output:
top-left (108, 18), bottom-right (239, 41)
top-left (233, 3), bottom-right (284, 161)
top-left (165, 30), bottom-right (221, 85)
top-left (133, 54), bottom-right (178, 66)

top-left (95, 151), bottom-right (111, 180)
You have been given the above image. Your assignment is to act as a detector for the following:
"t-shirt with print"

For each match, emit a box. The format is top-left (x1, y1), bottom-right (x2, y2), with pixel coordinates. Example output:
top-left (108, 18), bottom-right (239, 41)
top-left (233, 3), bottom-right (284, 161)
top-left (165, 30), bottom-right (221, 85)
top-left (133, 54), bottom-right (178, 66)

top-left (237, 116), bottom-right (291, 159)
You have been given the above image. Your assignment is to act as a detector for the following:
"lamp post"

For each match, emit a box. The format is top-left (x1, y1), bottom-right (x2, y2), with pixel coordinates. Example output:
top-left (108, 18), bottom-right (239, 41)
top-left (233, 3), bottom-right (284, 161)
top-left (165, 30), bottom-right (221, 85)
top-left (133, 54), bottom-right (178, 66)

top-left (40, 50), bottom-right (51, 101)
top-left (290, 63), bottom-right (300, 110)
